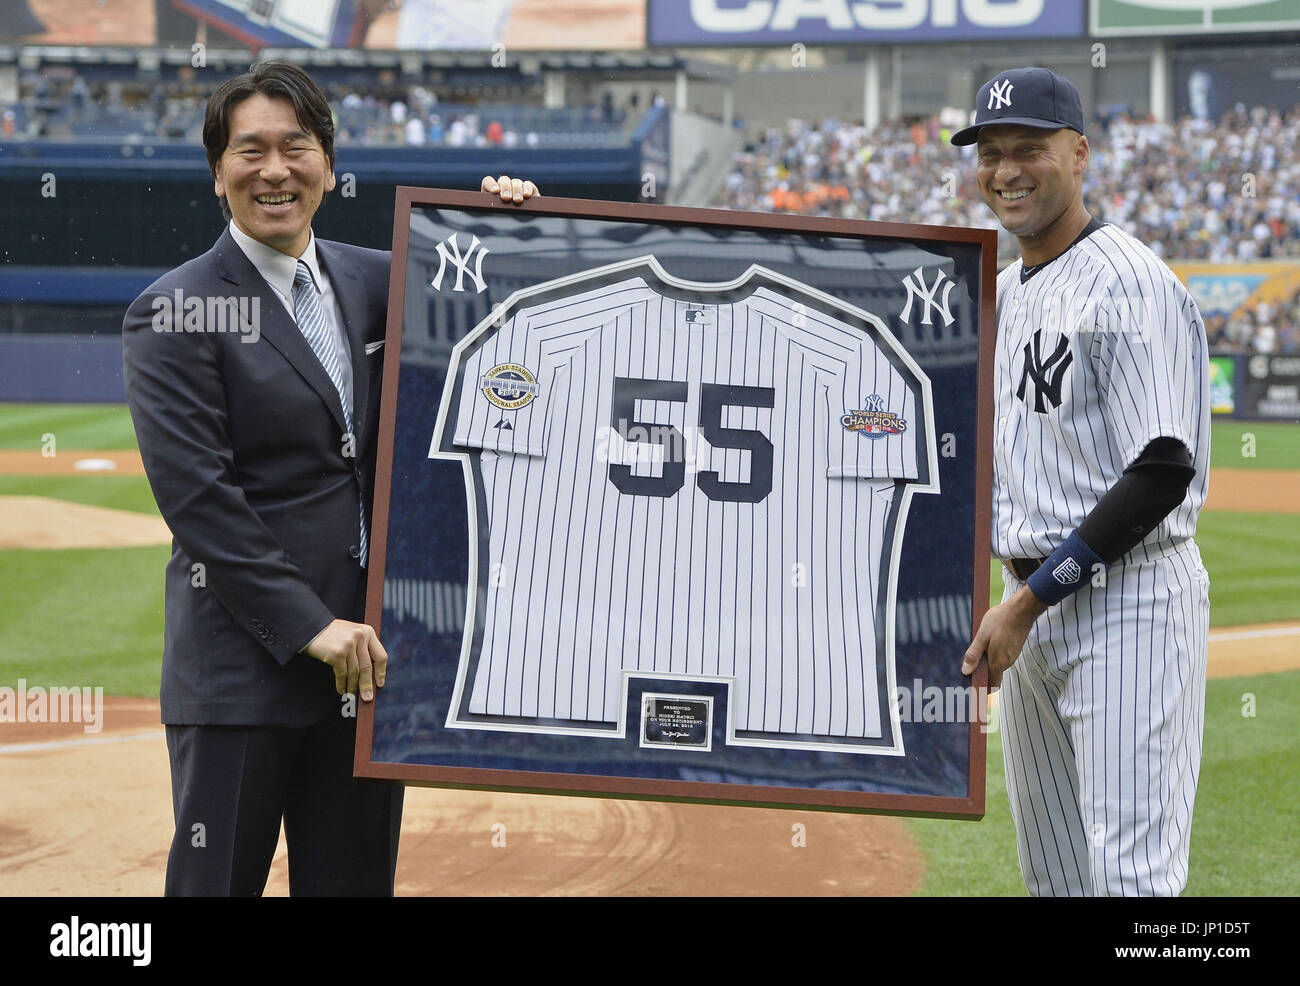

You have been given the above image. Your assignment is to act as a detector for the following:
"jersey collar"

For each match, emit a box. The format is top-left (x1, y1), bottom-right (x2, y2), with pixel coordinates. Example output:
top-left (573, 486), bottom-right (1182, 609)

top-left (1019, 216), bottom-right (1106, 283)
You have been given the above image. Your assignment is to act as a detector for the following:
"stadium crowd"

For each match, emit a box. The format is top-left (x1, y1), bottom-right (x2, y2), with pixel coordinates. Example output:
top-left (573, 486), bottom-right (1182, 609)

top-left (1092, 106), bottom-right (1300, 264)
top-left (721, 105), bottom-right (1300, 353)
top-left (722, 105), bottom-right (1300, 263)
top-left (1207, 295), bottom-right (1300, 354)
top-left (1, 73), bottom-right (629, 147)
top-left (4, 71), bottom-right (1296, 354)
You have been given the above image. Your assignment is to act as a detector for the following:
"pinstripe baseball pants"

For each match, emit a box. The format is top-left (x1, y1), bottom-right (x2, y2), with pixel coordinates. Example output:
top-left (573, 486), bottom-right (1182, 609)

top-left (998, 538), bottom-right (1210, 896)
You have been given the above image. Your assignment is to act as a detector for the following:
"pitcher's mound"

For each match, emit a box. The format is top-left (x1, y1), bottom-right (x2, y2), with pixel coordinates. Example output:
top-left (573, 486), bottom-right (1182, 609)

top-left (0, 496), bottom-right (170, 549)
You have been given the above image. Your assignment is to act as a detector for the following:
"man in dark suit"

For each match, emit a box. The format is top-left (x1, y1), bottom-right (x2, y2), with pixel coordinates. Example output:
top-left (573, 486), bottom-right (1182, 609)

top-left (122, 60), bottom-right (537, 895)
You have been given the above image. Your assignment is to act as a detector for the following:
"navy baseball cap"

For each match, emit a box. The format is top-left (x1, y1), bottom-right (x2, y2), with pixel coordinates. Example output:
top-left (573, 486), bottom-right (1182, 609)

top-left (950, 67), bottom-right (1085, 146)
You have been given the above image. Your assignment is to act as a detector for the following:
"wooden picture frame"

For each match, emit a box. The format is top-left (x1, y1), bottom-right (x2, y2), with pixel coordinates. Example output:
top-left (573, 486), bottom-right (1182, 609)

top-left (355, 187), bottom-right (996, 817)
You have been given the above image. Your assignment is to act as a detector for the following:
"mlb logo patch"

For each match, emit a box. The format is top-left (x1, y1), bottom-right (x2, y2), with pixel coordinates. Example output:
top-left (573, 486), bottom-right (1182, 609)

top-left (680, 307), bottom-right (714, 328)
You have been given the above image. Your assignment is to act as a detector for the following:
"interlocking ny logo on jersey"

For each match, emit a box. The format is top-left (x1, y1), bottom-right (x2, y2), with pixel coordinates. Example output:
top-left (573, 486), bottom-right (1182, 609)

top-left (842, 393), bottom-right (907, 440)
top-left (431, 233), bottom-right (489, 294)
top-left (1016, 331), bottom-right (1073, 412)
top-left (899, 267), bottom-right (956, 327)
top-left (988, 79), bottom-right (1014, 110)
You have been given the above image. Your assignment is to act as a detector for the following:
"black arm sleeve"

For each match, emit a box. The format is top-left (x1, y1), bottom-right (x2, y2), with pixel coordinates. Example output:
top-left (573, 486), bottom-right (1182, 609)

top-left (1076, 438), bottom-right (1196, 564)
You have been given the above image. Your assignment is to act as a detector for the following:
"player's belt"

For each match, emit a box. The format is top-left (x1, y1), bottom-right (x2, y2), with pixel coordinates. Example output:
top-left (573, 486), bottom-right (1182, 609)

top-left (1003, 537), bottom-right (1192, 583)
top-left (1004, 557), bottom-right (1044, 582)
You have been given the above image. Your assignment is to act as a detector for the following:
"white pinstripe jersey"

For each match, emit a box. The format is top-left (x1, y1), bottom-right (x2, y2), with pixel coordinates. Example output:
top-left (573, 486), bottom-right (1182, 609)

top-left (992, 222), bottom-right (1210, 560)
top-left (435, 269), bottom-right (932, 741)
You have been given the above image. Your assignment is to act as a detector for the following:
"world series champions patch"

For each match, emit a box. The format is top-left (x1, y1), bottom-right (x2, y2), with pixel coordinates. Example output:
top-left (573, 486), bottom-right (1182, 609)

top-left (841, 393), bottom-right (907, 440)
top-left (480, 363), bottom-right (539, 410)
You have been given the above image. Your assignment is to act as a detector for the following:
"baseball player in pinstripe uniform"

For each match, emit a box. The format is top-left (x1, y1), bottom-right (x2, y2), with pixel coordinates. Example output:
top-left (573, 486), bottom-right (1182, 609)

top-left (954, 68), bottom-right (1211, 896)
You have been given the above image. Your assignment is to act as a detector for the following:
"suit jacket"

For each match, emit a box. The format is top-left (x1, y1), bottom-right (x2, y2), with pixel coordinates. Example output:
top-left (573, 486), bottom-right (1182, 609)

top-left (122, 227), bottom-right (390, 726)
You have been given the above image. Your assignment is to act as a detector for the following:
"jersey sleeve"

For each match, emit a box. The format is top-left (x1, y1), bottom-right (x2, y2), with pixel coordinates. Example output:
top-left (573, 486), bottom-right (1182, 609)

top-left (1091, 268), bottom-right (1205, 469)
top-left (825, 338), bottom-right (920, 481)
top-left (450, 310), bottom-right (558, 456)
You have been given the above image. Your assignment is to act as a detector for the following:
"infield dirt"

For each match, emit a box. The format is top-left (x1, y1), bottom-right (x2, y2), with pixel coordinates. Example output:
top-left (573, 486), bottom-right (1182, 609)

top-left (0, 701), bottom-right (921, 896)
top-left (2, 619), bottom-right (1295, 897)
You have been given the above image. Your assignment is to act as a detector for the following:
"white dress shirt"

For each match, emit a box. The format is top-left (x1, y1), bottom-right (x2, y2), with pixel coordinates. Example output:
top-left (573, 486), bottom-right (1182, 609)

top-left (227, 220), bottom-right (354, 418)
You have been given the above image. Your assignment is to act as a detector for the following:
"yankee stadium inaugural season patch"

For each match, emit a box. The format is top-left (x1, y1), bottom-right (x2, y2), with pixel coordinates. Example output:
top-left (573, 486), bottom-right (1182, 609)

top-left (480, 363), bottom-right (539, 410)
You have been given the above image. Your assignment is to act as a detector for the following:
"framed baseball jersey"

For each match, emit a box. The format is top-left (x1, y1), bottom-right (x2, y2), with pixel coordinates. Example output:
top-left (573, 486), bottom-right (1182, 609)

top-left (356, 189), bottom-right (997, 817)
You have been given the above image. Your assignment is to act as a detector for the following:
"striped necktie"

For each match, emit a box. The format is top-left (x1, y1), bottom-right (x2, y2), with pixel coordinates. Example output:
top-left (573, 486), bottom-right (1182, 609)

top-left (292, 260), bottom-right (367, 567)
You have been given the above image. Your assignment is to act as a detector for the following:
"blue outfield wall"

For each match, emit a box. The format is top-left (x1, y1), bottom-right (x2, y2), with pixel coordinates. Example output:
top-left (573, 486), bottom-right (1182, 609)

top-left (0, 110), bottom-right (670, 401)
top-left (0, 267), bottom-right (165, 304)
top-left (0, 125), bottom-right (660, 268)
top-left (0, 335), bottom-right (127, 403)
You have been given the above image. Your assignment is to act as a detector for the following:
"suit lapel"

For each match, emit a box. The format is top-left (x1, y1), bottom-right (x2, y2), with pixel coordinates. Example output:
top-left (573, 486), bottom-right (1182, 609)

top-left (213, 228), bottom-right (349, 436)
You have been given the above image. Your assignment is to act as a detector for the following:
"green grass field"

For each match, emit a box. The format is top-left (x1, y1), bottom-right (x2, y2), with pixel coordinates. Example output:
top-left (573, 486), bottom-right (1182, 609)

top-left (0, 403), bottom-right (139, 451)
top-left (989, 510), bottom-right (1300, 627)
top-left (912, 670), bottom-right (1300, 896)
top-left (0, 472), bottom-right (167, 697)
top-left (0, 545), bottom-right (167, 696)
top-left (1208, 419), bottom-right (1300, 470)
top-left (0, 473), bottom-right (160, 514)
top-left (1, 404), bottom-right (1296, 896)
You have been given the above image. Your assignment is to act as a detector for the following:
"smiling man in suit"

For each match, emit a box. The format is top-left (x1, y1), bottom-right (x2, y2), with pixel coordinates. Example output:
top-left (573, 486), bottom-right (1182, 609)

top-left (122, 60), bottom-right (537, 896)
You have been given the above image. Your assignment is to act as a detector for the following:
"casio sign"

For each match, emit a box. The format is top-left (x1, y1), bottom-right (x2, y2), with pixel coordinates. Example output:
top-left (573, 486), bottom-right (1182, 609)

top-left (687, 0), bottom-right (1047, 31)
top-left (1270, 357), bottom-right (1300, 377)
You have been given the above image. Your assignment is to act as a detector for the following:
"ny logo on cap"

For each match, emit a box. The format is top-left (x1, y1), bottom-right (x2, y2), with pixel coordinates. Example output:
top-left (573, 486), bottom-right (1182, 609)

top-left (988, 79), bottom-right (1014, 110)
